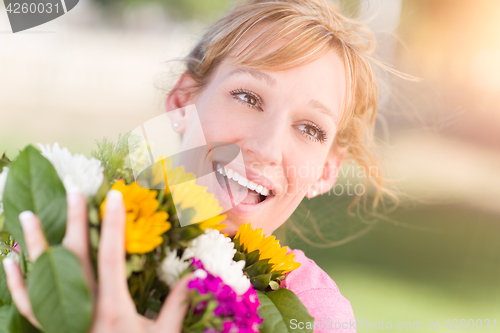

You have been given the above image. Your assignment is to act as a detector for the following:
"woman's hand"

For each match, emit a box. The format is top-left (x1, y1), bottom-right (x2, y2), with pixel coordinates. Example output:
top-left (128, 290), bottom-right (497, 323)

top-left (2, 189), bottom-right (192, 333)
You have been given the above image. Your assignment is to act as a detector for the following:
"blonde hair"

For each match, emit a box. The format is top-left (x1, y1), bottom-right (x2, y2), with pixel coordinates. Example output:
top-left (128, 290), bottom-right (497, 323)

top-left (172, 0), bottom-right (412, 223)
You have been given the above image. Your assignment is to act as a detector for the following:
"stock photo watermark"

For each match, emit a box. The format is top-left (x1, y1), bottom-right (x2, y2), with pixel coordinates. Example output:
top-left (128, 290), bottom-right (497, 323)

top-left (3, 0), bottom-right (79, 33)
top-left (289, 318), bottom-right (498, 330)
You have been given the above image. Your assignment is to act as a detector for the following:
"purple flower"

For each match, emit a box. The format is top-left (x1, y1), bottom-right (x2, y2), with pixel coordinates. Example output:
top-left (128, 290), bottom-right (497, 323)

top-left (187, 259), bottom-right (262, 332)
top-left (243, 289), bottom-right (260, 313)
top-left (222, 321), bottom-right (239, 333)
top-left (194, 300), bottom-right (207, 314)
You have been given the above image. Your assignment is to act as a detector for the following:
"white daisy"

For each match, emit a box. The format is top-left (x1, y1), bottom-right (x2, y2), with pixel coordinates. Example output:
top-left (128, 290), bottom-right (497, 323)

top-left (159, 229), bottom-right (250, 295)
top-left (0, 167), bottom-right (9, 215)
top-left (157, 248), bottom-right (192, 288)
top-left (37, 143), bottom-right (104, 198)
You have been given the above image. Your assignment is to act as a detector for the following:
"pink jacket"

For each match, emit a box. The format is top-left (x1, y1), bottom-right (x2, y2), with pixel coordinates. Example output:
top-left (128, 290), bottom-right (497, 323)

top-left (280, 248), bottom-right (357, 333)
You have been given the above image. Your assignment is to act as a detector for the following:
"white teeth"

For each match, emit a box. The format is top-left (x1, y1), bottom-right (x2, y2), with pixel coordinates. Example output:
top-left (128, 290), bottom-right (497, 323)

top-left (216, 164), bottom-right (273, 196)
top-left (217, 164), bottom-right (227, 176)
top-left (247, 181), bottom-right (257, 191)
top-left (238, 177), bottom-right (248, 187)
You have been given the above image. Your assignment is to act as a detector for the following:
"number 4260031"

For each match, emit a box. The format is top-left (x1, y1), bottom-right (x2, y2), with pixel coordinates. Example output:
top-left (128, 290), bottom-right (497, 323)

top-left (6, 2), bottom-right (60, 14)
top-left (444, 319), bottom-right (496, 330)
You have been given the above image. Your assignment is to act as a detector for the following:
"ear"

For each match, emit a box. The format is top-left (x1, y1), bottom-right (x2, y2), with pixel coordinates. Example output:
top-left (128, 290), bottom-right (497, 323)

top-left (305, 148), bottom-right (346, 198)
top-left (165, 73), bottom-right (198, 133)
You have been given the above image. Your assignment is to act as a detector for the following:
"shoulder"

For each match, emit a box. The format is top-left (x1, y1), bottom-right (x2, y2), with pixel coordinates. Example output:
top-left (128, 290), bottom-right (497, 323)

top-left (280, 248), bottom-right (338, 294)
top-left (281, 248), bottom-right (357, 333)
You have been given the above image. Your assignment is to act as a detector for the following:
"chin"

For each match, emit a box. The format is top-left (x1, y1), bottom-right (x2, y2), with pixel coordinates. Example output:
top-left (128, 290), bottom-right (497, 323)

top-left (220, 213), bottom-right (251, 238)
top-left (221, 211), bottom-right (282, 238)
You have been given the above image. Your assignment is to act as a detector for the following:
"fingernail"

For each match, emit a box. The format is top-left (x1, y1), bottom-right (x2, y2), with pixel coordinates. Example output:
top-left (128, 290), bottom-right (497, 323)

top-left (2, 257), bottom-right (15, 274)
top-left (107, 190), bottom-right (123, 202)
top-left (67, 189), bottom-right (81, 207)
top-left (67, 186), bottom-right (81, 194)
top-left (19, 211), bottom-right (36, 232)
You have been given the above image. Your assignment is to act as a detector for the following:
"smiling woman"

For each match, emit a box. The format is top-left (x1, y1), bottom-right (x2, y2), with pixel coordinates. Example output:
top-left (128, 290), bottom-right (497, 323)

top-left (0, 1), bottom-right (413, 332)
top-left (160, 0), bottom-right (405, 331)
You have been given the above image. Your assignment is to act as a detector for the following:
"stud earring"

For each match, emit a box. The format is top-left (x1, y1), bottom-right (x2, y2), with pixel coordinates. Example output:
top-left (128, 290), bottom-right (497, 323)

top-left (173, 123), bottom-right (179, 129)
top-left (311, 190), bottom-right (318, 197)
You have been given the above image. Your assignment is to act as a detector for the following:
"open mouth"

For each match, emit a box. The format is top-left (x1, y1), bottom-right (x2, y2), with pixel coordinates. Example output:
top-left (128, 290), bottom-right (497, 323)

top-left (214, 163), bottom-right (274, 204)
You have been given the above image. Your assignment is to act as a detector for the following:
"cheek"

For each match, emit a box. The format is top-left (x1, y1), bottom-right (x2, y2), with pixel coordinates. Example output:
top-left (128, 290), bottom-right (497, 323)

top-left (197, 100), bottom-right (245, 142)
top-left (281, 156), bottom-right (325, 196)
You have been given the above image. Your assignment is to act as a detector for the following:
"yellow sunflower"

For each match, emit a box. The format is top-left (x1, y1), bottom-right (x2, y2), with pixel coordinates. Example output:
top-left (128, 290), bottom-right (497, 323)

top-left (235, 223), bottom-right (301, 274)
top-left (150, 156), bottom-right (195, 194)
top-left (151, 156), bottom-right (227, 232)
top-left (100, 180), bottom-right (171, 254)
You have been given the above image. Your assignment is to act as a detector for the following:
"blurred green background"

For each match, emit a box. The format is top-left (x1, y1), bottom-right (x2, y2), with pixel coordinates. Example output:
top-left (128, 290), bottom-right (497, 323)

top-left (1, 0), bottom-right (499, 331)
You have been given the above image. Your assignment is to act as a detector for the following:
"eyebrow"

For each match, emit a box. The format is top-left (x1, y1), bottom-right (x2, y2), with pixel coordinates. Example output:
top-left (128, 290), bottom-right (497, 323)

top-left (308, 99), bottom-right (339, 125)
top-left (224, 66), bottom-right (277, 88)
top-left (224, 66), bottom-right (338, 124)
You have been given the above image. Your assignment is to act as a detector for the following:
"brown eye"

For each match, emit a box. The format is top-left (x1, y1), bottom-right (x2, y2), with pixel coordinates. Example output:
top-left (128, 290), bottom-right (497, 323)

top-left (230, 89), bottom-right (263, 110)
top-left (304, 125), bottom-right (317, 137)
top-left (297, 124), bottom-right (318, 138)
top-left (236, 93), bottom-right (257, 106)
top-left (296, 122), bottom-right (327, 143)
top-left (240, 93), bottom-right (257, 106)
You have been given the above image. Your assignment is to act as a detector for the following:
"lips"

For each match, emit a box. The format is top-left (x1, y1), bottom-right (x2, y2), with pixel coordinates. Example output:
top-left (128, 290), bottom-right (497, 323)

top-left (213, 162), bottom-right (275, 205)
top-left (216, 164), bottom-right (273, 196)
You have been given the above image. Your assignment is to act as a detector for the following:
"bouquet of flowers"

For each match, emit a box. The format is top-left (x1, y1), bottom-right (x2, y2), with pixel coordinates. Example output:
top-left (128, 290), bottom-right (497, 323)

top-left (0, 134), bottom-right (314, 333)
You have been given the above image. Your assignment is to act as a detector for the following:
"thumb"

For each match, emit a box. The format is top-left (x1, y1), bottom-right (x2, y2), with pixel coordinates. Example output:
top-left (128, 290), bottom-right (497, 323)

top-left (154, 272), bottom-right (195, 332)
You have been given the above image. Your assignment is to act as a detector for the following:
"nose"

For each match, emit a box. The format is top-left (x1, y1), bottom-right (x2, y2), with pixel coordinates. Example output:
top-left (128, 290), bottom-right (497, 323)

top-left (240, 113), bottom-right (285, 167)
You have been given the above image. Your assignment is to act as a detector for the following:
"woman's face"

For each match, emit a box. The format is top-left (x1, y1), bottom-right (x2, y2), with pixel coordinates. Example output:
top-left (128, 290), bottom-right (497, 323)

top-left (167, 46), bottom-right (346, 237)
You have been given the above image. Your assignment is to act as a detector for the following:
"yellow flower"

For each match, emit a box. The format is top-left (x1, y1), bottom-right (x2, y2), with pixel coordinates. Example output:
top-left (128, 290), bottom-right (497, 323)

top-left (198, 215), bottom-right (227, 233)
top-left (100, 180), bottom-right (171, 254)
top-left (151, 156), bottom-right (195, 194)
top-left (150, 156), bottom-right (226, 231)
top-left (235, 223), bottom-right (301, 274)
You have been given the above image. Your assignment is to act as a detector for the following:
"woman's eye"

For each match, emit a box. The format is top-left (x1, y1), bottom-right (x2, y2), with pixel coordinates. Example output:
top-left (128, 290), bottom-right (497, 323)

top-left (238, 93), bottom-right (257, 106)
top-left (297, 123), bottom-right (327, 143)
top-left (230, 89), bottom-right (262, 110)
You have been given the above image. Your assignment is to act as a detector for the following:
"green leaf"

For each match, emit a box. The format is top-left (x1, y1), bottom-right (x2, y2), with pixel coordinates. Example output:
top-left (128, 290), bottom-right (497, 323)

top-left (271, 271), bottom-right (286, 280)
top-left (244, 258), bottom-right (272, 277)
top-left (233, 236), bottom-right (240, 251)
top-left (27, 246), bottom-right (93, 333)
top-left (245, 249), bottom-right (260, 266)
top-left (0, 305), bottom-right (10, 332)
top-left (0, 304), bottom-right (40, 333)
top-left (233, 251), bottom-right (245, 262)
top-left (250, 274), bottom-right (271, 290)
top-left (257, 289), bottom-right (314, 333)
top-left (3, 145), bottom-right (67, 254)
top-left (0, 259), bottom-right (12, 305)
